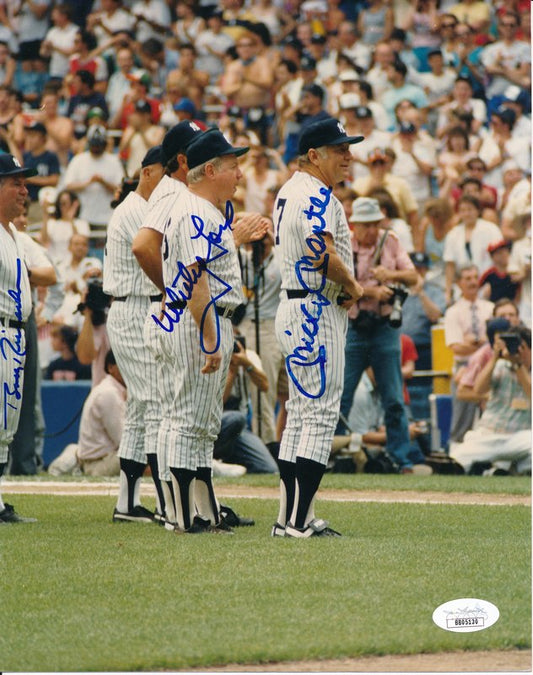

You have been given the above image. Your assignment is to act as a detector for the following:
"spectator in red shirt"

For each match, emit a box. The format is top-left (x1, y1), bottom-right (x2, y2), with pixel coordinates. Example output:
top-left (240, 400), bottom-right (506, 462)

top-left (401, 333), bottom-right (418, 407)
top-left (67, 30), bottom-right (108, 95)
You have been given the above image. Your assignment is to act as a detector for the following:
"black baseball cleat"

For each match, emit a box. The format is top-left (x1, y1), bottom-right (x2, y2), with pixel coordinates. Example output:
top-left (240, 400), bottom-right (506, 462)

top-left (0, 503), bottom-right (37, 523)
top-left (174, 515), bottom-right (229, 534)
top-left (174, 515), bottom-right (211, 534)
top-left (271, 522), bottom-right (286, 537)
top-left (284, 518), bottom-right (342, 538)
top-left (112, 505), bottom-right (155, 523)
top-left (219, 504), bottom-right (255, 527)
top-left (209, 519), bottom-right (234, 535)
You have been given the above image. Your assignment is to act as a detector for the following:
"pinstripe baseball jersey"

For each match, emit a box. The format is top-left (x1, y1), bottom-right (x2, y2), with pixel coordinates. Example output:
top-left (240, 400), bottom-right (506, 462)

top-left (0, 224), bottom-right (32, 320)
top-left (1, 223), bottom-right (30, 454)
top-left (273, 171), bottom-right (352, 297)
top-left (162, 190), bottom-right (244, 311)
top-left (142, 175), bottom-right (188, 235)
top-left (103, 192), bottom-right (160, 297)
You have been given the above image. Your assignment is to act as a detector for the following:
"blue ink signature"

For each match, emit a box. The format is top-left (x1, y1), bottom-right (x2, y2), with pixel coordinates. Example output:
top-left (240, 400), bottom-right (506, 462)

top-left (152, 200), bottom-right (234, 354)
top-left (2, 258), bottom-right (26, 430)
top-left (285, 186), bottom-right (332, 399)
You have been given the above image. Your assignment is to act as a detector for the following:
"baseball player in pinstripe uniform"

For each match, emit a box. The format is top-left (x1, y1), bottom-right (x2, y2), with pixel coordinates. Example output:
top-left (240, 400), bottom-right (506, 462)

top-left (157, 128), bottom-right (249, 534)
top-left (272, 118), bottom-right (364, 538)
top-left (104, 146), bottom-right (168, 523)
top-left (133, 123), bottom-right (267, 530)
top-left (132, 121), bottom-right (204, 526)
top-left (0, 154), bottom-right (38, 523)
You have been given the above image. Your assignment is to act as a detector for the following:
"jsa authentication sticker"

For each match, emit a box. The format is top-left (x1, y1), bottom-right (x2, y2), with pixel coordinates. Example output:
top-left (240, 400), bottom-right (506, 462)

top-left (433, 598), bottom-right (499, 633)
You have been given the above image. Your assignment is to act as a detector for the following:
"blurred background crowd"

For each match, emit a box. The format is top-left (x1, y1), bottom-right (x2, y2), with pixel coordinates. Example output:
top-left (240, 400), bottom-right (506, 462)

top-left (2, 0), bottom-right (530, 477)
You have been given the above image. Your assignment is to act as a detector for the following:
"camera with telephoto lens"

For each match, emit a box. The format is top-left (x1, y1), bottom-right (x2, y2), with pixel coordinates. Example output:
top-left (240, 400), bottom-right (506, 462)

top-left (386, 284), bottom-right (409, 328)
top-left (499, 332), bottom-right (521, 355)
top-left (233, 335), bottom-right (246, 353)
top-left (76, 278), bottom-right (111, 326)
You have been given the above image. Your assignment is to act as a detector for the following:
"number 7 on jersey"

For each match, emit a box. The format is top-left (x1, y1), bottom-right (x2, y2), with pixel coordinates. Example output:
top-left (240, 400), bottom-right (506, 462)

top-left (274, 197), bottom-right (287, 245)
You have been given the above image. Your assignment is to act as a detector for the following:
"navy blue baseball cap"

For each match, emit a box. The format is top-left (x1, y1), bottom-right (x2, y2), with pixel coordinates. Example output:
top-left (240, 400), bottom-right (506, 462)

top-left (161, 120), bottom-right (204, 165)
top-left (174, 97), bottom-right (196, 115)
top-left (141, 145), bottom-right (163, 167)
top-left (300, 55), bottom-right (317, 71)
top-left (0, 153), bottom-right (38, 178)
top-left (398, 121), bottom-right (416, 134)
top-left (298, 118), bottom-right (364, 155)
top-left (492, 105), bottom-right (516, 127)
top-left (24, 120), bottom-right (47, 134)
top-left (186, 128), bottom-right (249, 169)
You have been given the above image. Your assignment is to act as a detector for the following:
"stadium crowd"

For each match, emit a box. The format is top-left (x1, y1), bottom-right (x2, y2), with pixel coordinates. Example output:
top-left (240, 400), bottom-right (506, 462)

top-left (1, 0), bottom-right (531, 486)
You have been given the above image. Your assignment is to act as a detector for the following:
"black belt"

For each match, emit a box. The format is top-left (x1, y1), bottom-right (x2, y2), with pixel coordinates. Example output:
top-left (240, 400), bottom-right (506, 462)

top-left (113, 294), bottom-right (163, 302)
top-left (286, 289), bottom-right (309, 299)
top-left (0, 317), bottom-right (26, 330)
top-left (167, 300), bottom-right (234, 320)
top-left (285, 289), bottom-right (348, 305)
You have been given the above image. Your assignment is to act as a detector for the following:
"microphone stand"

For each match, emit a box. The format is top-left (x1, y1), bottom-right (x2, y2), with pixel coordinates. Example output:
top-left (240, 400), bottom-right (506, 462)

top-left (251, 241), bottom-right (263, 438)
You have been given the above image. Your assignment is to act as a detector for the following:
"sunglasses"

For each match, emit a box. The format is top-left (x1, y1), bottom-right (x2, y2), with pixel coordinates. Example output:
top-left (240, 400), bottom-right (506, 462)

top-left (500, 22), bottom-right (517, 27)
top-left (441, 22), bottom-right (457, 28)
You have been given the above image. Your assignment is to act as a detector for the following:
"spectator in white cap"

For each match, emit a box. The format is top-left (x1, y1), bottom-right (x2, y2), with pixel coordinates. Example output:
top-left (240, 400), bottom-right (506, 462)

top-left (327, 67), bottom-right (358, 117)
top-left (337, 196), bottom-right (420, 473)
top-left (338, 93), bottom-right (361, 135)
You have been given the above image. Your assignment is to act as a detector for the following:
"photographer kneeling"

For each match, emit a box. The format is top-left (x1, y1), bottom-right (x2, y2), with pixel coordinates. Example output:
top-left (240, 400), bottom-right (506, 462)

top-left (336, 197), bottom-right (420, 473)
top-left (449, 323), bottom-right (531, 475)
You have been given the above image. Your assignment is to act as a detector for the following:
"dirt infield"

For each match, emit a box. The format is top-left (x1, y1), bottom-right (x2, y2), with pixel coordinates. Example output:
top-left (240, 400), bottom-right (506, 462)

top-left (190, 649), bottom-right (532, 672)
top-left (3, 480), bottom-right (531, 506)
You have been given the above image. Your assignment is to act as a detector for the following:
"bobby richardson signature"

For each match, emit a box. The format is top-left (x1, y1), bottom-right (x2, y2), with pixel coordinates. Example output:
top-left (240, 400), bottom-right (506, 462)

top-left (285, 186), bottom-right (332, 399)
top-left (1, 258), bottom-right (26, 430)
top-left (152, 200), bottom-right (234, 354)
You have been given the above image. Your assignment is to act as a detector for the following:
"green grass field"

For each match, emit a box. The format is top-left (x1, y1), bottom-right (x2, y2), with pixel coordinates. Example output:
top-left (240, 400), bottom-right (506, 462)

top-left (0, 475), bottom-right (530, 672)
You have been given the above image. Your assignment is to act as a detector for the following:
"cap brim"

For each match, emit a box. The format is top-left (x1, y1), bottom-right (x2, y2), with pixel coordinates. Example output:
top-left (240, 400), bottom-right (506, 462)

top-left (2, 167), bottom-right (39, 178)
top-left (349, 213), bottom-right (384, 223)
top-left (328, 135), bottom-right (365, 146)
top-left (223, 146), bottom-right (249, 158)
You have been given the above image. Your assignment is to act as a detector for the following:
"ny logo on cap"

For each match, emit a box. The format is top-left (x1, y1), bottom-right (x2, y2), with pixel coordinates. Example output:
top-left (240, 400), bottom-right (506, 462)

top-left (337, 122), bottom-right (346, 135)
top-left (13, 157), bottom-right (22, 167)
